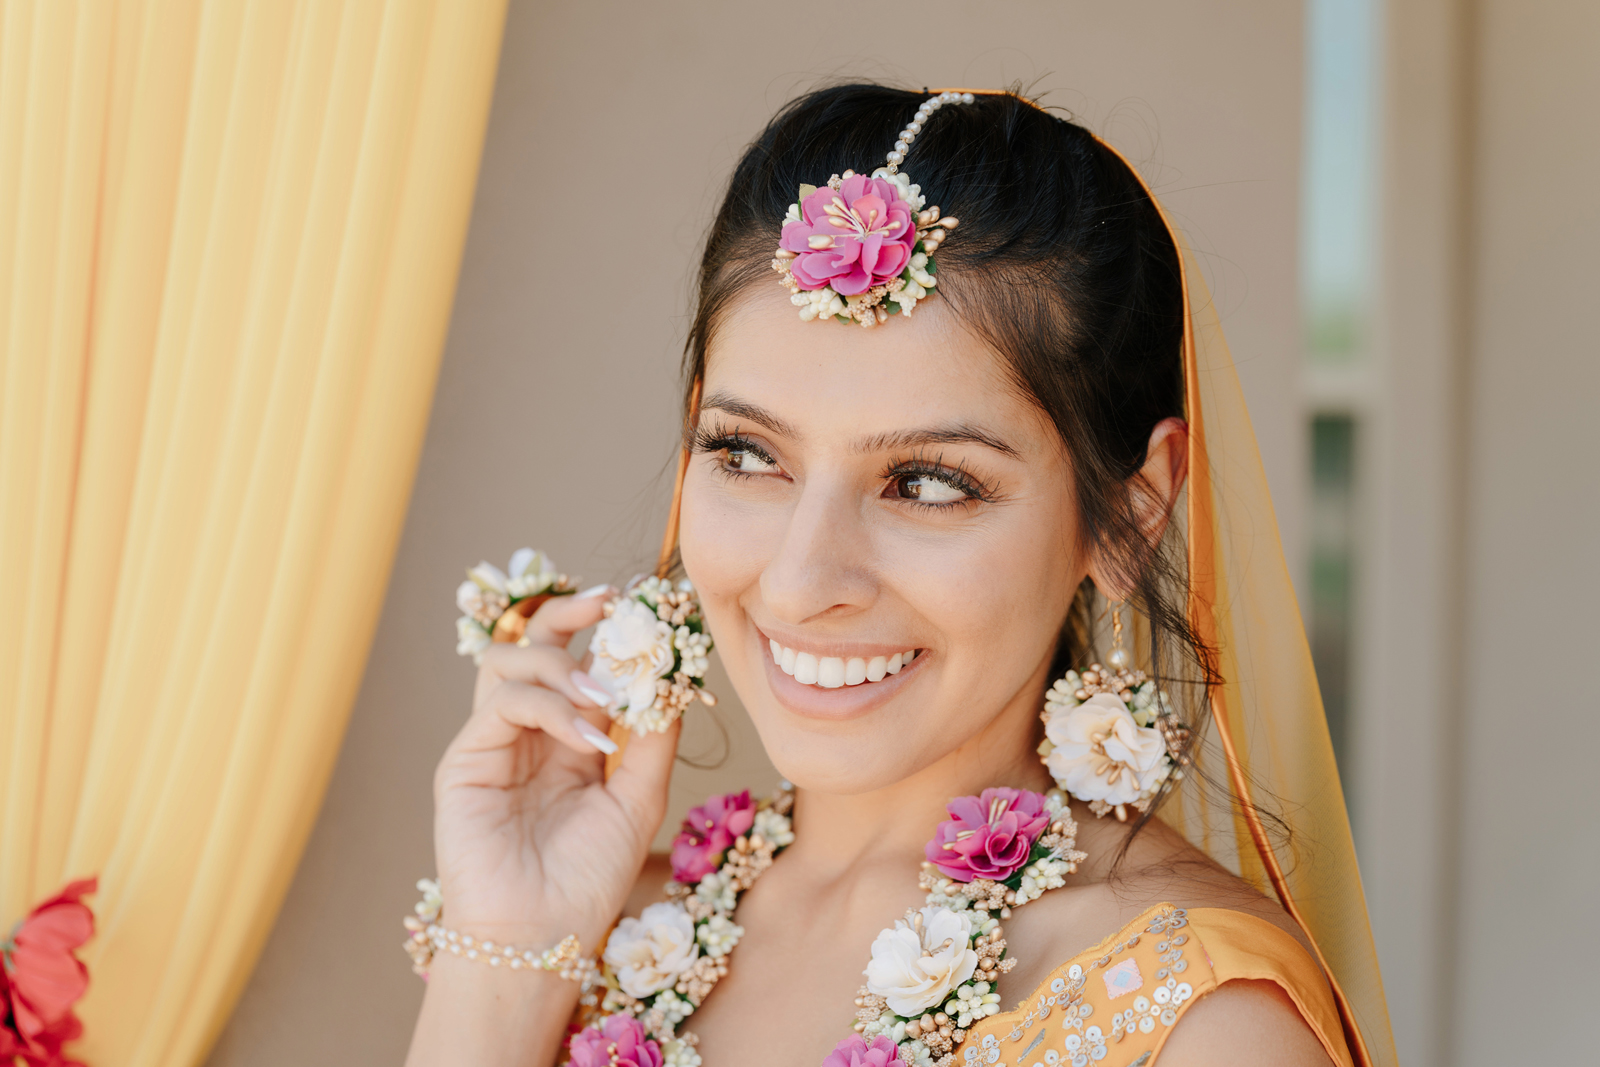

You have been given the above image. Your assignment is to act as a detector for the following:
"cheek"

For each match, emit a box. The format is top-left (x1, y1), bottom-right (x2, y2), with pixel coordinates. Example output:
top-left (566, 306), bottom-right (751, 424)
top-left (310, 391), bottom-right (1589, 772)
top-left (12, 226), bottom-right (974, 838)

top-left (676, 468), bottom-right (778, 630)
top-left (895, 500), bottom-right (1081, 666)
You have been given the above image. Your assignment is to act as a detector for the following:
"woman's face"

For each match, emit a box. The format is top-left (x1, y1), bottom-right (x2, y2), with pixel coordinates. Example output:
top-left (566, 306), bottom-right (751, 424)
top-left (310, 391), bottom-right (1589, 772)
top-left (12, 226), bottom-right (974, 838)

top-left (679, 286), bottom-right (1086, 794)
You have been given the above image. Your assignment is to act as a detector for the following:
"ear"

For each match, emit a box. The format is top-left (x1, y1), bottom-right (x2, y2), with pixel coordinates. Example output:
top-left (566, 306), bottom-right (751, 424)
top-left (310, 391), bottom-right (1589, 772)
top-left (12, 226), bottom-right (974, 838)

top-left (1087, 416), bottom-right (1189, 601)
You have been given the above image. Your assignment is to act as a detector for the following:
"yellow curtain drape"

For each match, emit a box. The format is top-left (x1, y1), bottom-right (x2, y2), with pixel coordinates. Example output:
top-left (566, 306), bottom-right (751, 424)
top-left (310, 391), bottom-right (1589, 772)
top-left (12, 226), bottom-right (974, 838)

top-left (0, 1), bottom-right (508, 1063)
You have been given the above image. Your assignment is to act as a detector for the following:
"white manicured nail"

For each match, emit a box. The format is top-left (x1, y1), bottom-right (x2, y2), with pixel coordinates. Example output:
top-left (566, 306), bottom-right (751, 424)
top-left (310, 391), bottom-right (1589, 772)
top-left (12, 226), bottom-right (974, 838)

top-left (574, 718), bottom-right (618, 754)
top-left (576, 583), bottom-right (612, 599)
top-left (571, 670), bottom-right (613, 707)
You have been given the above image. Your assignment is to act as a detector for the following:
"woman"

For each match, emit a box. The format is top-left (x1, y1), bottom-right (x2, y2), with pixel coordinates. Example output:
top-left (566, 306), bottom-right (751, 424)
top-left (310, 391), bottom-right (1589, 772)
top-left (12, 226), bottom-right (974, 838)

top-left (405, 85), bottom-right (1394, 1067)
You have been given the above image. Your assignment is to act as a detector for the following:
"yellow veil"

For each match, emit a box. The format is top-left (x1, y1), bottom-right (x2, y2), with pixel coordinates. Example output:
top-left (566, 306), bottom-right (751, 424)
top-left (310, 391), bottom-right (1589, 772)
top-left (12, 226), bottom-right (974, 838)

top-left (598, 104), bottom-right (1399, 1067)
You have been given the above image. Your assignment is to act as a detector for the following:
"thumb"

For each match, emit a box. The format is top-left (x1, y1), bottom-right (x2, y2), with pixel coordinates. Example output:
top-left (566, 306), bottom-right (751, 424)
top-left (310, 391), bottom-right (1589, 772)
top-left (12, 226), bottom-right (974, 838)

top-left (604, 717), bottom-right (681, 835)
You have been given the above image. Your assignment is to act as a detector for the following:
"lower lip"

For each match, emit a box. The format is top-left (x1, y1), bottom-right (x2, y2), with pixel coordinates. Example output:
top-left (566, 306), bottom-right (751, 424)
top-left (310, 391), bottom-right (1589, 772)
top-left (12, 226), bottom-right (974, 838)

top-left (753, 623), bottom-right (927, 721)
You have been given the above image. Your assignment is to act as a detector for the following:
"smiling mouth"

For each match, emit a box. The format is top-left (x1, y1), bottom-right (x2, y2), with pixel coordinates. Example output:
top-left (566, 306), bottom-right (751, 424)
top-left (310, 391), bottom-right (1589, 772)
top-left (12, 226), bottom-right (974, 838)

top-left (767, 639), bottom-right (922, 689)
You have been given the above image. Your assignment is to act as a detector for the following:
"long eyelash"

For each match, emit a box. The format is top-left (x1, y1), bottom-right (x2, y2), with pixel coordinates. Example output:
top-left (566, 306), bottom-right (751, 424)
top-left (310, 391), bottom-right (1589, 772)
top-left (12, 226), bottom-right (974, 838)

top-left (691, 422), bottom-right (777, 478)
top-left (883, 451), bottom-right (993, 506)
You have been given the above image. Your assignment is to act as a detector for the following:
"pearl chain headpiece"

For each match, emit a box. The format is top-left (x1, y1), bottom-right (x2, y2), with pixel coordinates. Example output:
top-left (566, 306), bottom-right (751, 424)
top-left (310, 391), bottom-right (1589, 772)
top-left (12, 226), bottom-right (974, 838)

top-left (772, 91), bottom-right (976, 327)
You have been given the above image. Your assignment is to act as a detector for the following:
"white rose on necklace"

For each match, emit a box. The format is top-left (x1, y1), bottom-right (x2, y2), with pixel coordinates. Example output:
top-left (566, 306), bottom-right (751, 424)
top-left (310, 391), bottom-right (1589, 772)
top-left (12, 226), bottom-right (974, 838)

top-left (865, 905), bottom-right (979, 1017)
top-left (589, 596), bottom-right (677, 711)
top-left (602, 901), bottom-right (700, 998)
top-left (1044, 691), bottom-right (1170, 805)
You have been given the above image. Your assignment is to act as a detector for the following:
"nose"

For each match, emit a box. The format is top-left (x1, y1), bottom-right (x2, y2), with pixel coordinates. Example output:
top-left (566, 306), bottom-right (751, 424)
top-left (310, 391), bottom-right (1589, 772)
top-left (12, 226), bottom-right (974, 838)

top-left (759, 474), bottom-right (877, 626)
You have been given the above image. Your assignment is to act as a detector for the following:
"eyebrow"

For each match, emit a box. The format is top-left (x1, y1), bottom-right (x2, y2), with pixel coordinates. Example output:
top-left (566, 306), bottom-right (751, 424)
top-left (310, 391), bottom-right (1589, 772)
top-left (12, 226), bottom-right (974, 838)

top-left (853, 426), bottom-right (1022, 459)
top-left (699, 390), bottom-right (1021, 459)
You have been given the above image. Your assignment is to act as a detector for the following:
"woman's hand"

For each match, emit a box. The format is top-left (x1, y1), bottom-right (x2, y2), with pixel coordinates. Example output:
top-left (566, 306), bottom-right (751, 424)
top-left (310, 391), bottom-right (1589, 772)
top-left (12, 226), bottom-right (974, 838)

top-left (431, 586), bottom-right (680, 951)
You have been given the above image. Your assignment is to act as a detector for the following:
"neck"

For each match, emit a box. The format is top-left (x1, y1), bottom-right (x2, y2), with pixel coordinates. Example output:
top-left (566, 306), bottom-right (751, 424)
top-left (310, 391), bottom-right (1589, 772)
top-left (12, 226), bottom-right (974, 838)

top-left (781, 663), bottom-right (1058, 883)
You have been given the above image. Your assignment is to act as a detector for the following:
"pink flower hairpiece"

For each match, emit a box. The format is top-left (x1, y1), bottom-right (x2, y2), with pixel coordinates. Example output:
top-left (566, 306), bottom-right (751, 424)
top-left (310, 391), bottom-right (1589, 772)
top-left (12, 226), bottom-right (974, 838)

top-left (772, 91), bottom-right (975, 327)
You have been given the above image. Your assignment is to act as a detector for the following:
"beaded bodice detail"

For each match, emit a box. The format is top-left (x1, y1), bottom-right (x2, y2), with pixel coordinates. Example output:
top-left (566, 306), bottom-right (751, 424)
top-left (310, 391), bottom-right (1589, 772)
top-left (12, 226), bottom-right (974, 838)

top-left (957, 904), bottom-right (1355, 1067)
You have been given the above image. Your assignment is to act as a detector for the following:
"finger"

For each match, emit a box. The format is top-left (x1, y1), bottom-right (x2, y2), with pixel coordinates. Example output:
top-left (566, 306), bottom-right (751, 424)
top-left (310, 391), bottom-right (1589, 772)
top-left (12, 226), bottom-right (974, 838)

top-left (458, 678), bottom-right (619, 759)
top-left (522, 583), bottom-right (615, 647)
top-left (477, 642), bottom-right (613, 712)
top-left (604, 717), bottom-right (682, 830)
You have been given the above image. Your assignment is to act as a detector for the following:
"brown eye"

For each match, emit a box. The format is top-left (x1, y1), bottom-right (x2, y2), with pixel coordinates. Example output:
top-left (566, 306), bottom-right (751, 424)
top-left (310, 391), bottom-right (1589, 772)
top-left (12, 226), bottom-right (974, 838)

top-left (725, 447), bottom-right (777, 473)
top-left (891, 473), bottom-right (967, 503)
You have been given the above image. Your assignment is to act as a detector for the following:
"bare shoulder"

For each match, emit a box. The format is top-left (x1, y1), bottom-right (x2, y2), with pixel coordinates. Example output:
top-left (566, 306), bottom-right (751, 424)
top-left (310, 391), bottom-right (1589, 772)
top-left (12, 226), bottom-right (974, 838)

top-left (621, 852), bottom-right (674, 917)
top-left (1107, 815), bottom-right (1313, 952)
top-left (1156, 979), bottom-right (1333, 1066)
top-left (1001, 814), bottom-right (1314, 997)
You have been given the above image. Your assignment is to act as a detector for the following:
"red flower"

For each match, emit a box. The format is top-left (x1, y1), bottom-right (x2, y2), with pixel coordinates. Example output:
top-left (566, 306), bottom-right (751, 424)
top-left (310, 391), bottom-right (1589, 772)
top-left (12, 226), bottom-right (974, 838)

top-left (2, 878), bottom-right (96, 1067)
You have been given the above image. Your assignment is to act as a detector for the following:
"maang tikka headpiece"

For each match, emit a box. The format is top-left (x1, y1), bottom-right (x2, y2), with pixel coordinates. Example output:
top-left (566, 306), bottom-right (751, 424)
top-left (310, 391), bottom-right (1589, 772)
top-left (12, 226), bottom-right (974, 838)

top-left (772, 90), bottom-right (976, 327)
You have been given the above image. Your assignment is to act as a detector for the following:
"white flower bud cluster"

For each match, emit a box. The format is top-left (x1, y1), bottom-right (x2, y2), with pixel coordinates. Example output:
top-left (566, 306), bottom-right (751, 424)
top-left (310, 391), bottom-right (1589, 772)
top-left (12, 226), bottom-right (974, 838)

top-left (889, 252), bottom-right (938, 316)
top-left (1128, 680), bottom-right (1172, 728)
top-left (413, 877), bottom-right (443, 924)
top-left (870, 167), bottom-right (927, 212)
top-left (1045, 670), bottom-right (1084, 716)
top-left (695, 914), bottom-right (744, 958)
top-left (654, 989), bottom-right (694, 1026)
top-left (793, 286), bottom-right (848, 322)
top-left (751, 808), bottom-right (795, 847)
top-left (942, 981), bottom-right (1002, 1028)
top-left (1014, 855), bottom-right (1073, 906)
top-left (662, 1039), bottom-right (702, 1067)
top-left (675, 626), bottom-right (711, 677)
top-left (693, 871), bottom-right (738, 915)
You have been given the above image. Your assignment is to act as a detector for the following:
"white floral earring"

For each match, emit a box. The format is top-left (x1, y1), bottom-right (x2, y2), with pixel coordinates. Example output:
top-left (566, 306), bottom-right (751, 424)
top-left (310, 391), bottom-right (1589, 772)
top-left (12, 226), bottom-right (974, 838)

top-left (1036, 603), bottom-right (1192, 821)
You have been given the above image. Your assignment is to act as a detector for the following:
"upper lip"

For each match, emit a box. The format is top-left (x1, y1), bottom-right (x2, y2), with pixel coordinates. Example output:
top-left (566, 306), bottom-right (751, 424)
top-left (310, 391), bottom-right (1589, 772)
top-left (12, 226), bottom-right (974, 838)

top-left (753, 624), bottom-right (922, 661)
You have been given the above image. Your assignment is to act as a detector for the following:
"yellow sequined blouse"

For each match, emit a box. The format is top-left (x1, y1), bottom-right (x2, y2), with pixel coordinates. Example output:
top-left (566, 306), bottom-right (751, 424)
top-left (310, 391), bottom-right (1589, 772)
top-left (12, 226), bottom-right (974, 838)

top-left (961, 904), bottom-right (1354, 1067)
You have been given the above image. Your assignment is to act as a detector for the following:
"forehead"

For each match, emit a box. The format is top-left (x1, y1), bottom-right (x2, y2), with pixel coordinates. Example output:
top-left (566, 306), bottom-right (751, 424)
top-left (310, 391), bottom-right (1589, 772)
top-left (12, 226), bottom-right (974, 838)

top-left (705, 286), bottom-right (1052, 448)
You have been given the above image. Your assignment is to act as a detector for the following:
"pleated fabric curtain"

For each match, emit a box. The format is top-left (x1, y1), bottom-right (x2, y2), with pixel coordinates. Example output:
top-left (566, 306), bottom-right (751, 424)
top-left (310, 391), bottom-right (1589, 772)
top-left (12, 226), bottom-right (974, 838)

top-left (0, 1), bottom-right (508, 1062)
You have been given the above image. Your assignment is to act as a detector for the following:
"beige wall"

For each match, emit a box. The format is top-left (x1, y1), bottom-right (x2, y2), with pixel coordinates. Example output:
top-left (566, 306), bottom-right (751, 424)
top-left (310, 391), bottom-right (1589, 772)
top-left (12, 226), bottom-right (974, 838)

top-left (1452, 0), bottom-right (1598, 1061)
top-left (1358, 1), bottom-right (1599, 1064)
top-left (206, 2), bottom-right (1307, 1062)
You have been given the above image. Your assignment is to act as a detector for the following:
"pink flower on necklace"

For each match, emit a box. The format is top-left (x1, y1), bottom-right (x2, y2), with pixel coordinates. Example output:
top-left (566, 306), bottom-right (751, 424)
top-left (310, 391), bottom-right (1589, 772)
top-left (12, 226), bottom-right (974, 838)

top-left (924, 787), bottom-right (1050, 883)
top-left (780, 174), bottom-right (918, 295)
top-left (670, 790), bottom-right (756, 883)
top-left (568, 1013), bottom-right (663, 1067)
top-left (822, 1034), bottom-right (905, 1067)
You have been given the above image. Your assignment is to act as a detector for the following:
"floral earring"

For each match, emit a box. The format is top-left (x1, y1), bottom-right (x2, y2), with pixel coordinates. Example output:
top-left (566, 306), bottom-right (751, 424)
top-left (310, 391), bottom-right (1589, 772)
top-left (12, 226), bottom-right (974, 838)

top-left (1037, 603), bottom-right (1192, 821)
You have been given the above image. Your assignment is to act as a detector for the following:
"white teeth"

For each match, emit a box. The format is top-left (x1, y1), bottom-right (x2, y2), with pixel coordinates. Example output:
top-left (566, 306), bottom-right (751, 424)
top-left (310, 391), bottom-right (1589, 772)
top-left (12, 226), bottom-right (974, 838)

top-left (769, 641), bottom-right (918, 688)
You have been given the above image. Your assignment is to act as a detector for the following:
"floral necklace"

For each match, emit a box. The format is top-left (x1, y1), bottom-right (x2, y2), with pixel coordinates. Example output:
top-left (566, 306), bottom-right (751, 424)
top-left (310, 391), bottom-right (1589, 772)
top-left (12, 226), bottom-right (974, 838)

top-left (570, 784), bottom-right (1086, 1067)
top-left (443, 559), bottom-right (1187, 1067)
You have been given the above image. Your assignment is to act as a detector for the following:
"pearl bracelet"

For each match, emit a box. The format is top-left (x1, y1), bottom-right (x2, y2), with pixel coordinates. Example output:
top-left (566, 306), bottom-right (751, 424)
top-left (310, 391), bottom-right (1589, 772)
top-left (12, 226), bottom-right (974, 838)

top-left (401, 878), bottom-right (598, 986)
